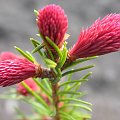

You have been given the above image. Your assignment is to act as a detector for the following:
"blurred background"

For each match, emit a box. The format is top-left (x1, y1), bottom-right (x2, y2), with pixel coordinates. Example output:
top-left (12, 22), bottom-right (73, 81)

top-left (0, 0), bottom-right (120, 120)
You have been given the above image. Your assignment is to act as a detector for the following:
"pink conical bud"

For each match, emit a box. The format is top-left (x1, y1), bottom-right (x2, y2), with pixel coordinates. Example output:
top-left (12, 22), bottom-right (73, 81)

top-left (17, 78), bottom-right (40, 96)
top-left (37, 4), bottom-right (68, 48)
top-left (68, 14), bottom-right (120, 60)
top-left (0, 59), bottom-right (37, 87)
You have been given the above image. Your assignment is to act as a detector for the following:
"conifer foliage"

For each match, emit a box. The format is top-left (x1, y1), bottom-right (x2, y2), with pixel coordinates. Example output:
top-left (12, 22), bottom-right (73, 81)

top-left (0, 4), bottom-right (120, 120)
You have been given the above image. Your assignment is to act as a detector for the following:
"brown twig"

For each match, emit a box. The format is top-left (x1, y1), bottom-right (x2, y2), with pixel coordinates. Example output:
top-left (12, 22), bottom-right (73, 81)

top-left (52, 83), bottom-right (60, 120)
top-left (35, 65), bottom-right (56, 79)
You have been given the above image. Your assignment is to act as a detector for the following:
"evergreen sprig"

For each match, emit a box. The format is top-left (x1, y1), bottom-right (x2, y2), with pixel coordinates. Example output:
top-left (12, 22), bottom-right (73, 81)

top-left (0, 6), bottom-right (100, 120)
top-left (0, 4), bottom-right (119, 120)
top-left (0, 37), bottom-right (95, 120)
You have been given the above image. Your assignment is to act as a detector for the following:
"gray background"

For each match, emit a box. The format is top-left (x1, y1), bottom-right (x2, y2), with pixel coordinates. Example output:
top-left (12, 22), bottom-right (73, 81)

top-left (0, 0), bottom-right (120, 120)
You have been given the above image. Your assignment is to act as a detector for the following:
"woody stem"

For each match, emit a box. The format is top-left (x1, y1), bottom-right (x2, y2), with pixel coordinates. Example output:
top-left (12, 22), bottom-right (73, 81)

top-left (52, 83), bottom-right (60, 120)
